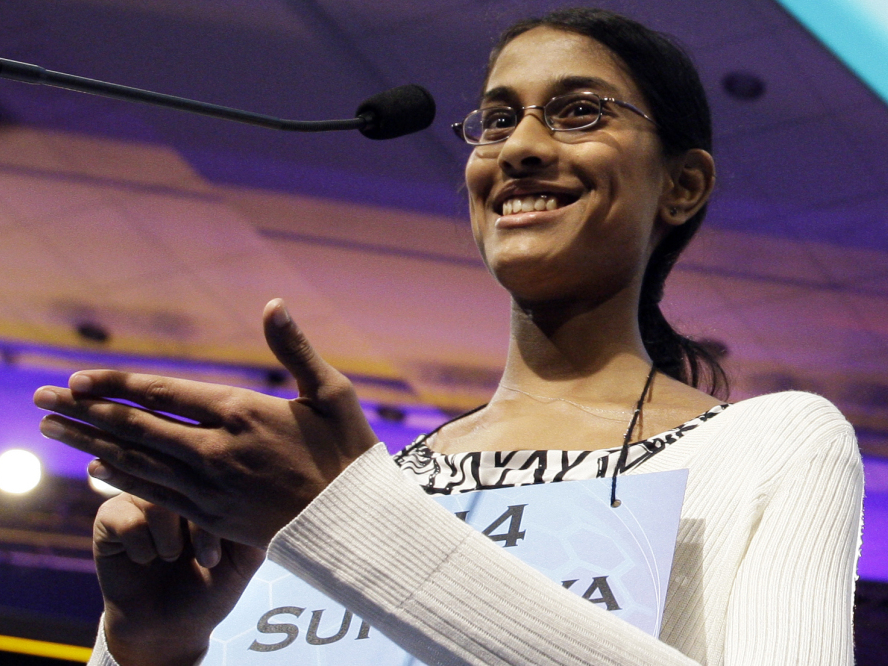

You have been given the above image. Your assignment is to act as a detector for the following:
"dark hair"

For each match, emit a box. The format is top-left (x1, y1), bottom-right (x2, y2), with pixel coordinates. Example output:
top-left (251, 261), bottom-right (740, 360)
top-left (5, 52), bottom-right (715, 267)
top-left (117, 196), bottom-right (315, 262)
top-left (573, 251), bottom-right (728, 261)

top-left (487, 7), bottom-right (728, 399)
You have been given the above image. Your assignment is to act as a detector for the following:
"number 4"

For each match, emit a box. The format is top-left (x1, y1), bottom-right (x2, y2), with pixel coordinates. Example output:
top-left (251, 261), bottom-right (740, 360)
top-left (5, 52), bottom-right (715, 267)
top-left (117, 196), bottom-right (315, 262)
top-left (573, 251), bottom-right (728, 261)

top-left (481, 504), bottom-right (527, 548)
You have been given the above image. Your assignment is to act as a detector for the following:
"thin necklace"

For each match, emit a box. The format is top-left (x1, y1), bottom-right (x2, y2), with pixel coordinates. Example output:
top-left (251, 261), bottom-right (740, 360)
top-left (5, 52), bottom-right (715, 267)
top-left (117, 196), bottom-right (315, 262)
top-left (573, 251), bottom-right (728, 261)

top-left (498, 385), bottom-right (634, 422)
top-left (497, 366), bottom-right (656, 508)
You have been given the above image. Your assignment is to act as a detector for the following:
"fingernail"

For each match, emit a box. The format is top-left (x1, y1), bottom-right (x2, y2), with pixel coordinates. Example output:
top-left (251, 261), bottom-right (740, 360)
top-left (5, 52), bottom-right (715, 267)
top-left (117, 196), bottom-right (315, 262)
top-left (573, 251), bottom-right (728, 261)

top-left (40, 419), bottom-right (65, 440)
top-left (34, 389), bottom-right (58, 409)
top-left (272, 303), bottom-right (291, 328)
top-left (89, 461), bottom-right (111, 480)
top-left (70, 374), bottom-right (93, 393)
top-left (201, 545), bottom-right (221, 568)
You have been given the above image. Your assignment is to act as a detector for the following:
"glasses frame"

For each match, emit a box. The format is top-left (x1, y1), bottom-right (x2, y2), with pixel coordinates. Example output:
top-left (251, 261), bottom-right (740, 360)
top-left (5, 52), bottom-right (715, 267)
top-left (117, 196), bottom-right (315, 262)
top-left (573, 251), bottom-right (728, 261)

top-left (451, 91), bottom-right (657, 146)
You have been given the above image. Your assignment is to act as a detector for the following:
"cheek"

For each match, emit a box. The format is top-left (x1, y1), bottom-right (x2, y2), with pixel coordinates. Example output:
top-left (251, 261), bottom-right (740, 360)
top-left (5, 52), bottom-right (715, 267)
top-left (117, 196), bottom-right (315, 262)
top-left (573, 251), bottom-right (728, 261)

top-left (464, 152), bottom-right (489, 202)
top-left (465, 152), bottom-right (492, 252)
top-left (601, 143), bottom-right (669, 220)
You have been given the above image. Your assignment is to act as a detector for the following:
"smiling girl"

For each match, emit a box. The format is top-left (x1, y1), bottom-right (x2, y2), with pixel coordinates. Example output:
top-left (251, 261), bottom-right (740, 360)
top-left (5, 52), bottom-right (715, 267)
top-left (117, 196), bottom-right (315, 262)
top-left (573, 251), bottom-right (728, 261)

top-left (36, 8), bottom-right (862, 666)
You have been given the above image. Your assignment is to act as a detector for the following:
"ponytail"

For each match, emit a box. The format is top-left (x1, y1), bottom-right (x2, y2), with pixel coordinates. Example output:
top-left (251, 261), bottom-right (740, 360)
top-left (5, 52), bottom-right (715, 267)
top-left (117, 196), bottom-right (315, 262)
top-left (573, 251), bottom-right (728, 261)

top-left (639, 214), bottom-right (729, 400)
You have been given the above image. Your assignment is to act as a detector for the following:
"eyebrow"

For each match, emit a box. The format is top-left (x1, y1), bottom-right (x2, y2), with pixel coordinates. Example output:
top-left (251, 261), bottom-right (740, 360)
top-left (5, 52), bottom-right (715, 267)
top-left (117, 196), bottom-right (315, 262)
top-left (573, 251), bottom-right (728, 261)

top-left (481, 75), bottom-right (623, 104)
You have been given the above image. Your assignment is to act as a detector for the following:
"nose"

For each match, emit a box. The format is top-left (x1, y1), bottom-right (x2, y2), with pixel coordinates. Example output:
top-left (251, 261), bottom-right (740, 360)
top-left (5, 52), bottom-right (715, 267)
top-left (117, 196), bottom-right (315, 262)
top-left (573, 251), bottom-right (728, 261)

top-left (496, 109), bottom-right (557, 175)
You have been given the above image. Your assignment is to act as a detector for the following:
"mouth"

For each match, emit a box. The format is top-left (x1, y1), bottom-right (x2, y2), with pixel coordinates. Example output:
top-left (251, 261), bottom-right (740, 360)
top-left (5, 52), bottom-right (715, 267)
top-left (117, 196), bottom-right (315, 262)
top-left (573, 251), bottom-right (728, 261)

top-left (497, 192), bottom-right (580, 216)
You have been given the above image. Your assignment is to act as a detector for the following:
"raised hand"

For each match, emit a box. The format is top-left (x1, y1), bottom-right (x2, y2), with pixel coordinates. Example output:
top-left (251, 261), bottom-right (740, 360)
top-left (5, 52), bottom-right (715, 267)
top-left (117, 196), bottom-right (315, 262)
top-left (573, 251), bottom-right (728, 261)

top-left (32, 298), bottom-right (380, 548)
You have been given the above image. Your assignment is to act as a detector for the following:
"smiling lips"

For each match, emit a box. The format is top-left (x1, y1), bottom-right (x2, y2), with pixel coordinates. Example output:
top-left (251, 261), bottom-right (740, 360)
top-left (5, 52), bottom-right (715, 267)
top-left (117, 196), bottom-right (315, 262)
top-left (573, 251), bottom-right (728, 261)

top-left (499, 192), bottom-right (580, 217)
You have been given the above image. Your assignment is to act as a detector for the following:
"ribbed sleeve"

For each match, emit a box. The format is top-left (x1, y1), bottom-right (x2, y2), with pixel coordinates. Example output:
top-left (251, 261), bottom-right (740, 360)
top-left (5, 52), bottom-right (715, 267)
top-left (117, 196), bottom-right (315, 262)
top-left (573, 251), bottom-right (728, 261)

top-left (722, 428), bottom-right (862, 664)
top-left (87, 620), bottom-right (117, 666)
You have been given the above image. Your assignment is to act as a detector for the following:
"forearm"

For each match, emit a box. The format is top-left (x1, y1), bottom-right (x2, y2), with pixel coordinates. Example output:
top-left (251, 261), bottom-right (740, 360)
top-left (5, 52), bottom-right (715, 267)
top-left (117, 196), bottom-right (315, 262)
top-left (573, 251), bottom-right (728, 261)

top-left (268, 443), bottom-right (697, 666)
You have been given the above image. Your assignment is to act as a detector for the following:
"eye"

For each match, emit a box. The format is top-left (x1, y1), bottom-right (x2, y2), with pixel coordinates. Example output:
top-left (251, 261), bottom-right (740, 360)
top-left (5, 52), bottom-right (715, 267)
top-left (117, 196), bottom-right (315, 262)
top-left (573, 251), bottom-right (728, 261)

top-left (548, 94), bottom-right (602, 129)
top-left (478, 107), bottom-right (516, 140)
top-left (481, 108), bottom-right (515, 130)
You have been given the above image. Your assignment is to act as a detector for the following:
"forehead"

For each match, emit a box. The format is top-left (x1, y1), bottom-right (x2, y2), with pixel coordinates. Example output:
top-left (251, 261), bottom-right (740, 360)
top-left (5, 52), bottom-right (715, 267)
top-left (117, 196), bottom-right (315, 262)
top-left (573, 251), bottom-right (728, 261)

top-left (485, 27), bottom-right (641, 103)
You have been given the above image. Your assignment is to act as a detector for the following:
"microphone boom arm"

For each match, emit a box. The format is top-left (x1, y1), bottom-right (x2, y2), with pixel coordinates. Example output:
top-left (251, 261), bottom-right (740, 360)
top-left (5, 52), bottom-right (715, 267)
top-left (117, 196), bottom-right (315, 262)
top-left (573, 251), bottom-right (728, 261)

top-left (0, 57), bottom-right (368, 132)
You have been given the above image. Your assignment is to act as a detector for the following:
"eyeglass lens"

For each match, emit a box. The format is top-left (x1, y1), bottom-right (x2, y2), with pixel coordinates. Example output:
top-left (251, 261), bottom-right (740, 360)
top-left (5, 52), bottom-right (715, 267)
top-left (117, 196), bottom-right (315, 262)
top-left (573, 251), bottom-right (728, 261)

top-left (463, 93), bottom-right (603, 144)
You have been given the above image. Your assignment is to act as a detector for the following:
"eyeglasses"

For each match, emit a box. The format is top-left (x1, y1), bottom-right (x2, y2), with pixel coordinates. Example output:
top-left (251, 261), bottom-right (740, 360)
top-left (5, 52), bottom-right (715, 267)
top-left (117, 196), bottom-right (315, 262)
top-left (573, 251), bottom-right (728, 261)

top-left (451, 91), bottom-right (656, 146)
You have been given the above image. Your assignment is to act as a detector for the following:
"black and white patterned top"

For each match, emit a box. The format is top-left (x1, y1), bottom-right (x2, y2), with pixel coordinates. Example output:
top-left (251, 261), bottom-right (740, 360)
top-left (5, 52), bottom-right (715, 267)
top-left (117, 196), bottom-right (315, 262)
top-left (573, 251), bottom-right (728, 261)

top-left (394, 405), bottom-right (730, 495)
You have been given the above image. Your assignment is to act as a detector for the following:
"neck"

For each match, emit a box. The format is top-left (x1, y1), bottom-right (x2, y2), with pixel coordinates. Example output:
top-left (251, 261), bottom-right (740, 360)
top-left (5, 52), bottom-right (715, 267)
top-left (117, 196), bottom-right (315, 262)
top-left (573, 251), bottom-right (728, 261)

top-left (498, 286), bottom-right (652, 402)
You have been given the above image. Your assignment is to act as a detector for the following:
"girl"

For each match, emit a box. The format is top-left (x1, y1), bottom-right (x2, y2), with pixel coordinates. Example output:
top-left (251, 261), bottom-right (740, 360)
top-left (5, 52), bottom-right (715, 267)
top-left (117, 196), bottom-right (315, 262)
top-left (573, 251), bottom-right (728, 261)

top-left (36, 8), bottom-right (862, 665)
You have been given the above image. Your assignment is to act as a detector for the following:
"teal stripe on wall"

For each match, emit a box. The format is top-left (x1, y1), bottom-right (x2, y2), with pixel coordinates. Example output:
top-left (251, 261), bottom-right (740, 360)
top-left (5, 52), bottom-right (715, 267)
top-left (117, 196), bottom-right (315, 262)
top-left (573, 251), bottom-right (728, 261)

top-left (776, 0), bottom-right (888, 104)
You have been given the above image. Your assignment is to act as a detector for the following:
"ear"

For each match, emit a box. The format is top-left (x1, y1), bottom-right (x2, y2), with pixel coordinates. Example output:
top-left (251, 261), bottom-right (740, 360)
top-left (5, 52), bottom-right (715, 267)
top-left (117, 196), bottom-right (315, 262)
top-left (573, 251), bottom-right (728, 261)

top-left (659, 148), bottom-right (715, 227)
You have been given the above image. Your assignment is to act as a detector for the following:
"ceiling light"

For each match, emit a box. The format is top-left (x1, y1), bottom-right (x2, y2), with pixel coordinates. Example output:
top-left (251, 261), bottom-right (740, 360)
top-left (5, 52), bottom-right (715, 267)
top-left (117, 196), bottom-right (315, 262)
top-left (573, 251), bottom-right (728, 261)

top-left (0, 449), bottom-right (42, 494)
top-left (722, 72), bottom-right (766, 100)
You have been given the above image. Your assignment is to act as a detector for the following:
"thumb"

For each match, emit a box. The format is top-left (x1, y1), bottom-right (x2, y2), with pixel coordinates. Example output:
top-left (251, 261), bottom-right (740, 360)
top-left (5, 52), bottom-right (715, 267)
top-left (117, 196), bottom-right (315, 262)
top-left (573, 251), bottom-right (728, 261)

top-left (262, 298), bottom-right (338, 401)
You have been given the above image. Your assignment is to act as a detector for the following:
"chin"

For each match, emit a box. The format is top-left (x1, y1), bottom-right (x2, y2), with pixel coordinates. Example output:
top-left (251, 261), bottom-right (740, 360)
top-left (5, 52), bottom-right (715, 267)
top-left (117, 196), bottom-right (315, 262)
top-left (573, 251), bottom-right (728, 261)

top-left (490, 260), bottom-right (569, 303)
top-left (493, 256), bottom-right (636, 312)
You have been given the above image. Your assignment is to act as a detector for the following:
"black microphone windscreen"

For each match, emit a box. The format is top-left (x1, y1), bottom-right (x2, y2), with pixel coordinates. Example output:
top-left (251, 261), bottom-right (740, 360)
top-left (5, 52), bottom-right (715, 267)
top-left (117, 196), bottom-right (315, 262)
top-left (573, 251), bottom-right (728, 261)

top-left (355, 84), bottom-right (435, 140)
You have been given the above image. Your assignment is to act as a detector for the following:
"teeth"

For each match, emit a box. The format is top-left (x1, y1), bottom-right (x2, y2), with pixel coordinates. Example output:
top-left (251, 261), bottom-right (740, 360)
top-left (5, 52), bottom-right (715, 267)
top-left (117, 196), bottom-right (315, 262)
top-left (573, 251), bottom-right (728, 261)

top-left (501, 194), bottom-right (561, 215)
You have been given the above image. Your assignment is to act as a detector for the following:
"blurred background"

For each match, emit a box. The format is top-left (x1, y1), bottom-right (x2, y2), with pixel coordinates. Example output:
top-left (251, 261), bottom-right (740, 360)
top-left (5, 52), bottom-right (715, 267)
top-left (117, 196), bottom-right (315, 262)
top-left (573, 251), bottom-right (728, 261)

top-left (0, 0), bottom-right (886, 662)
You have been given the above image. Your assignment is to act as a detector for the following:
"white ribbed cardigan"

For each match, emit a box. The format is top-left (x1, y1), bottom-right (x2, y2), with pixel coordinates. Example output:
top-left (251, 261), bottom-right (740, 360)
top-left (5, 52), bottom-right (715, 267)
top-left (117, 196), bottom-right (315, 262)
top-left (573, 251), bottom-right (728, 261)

top-left (90, 392), bottom-right (863, 665)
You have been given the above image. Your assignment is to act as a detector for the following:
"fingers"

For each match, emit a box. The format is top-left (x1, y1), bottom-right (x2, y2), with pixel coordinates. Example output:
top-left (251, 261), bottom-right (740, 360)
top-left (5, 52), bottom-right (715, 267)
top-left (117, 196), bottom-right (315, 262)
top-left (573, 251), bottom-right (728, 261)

top-left (39, 415), bottom-right (199, 497)
top-left (95, 495), bottom-right (225, 570)
top-left (263, 299), bottom-right (342, 403)
top-left (86, 458), bottom-right (203, 523)
top-left (144, 501), bottom-right (186, 562)
top-left (189, 523), bottom-right (222, 569)
top-left (43, 371), bottom-right (234, 424)
top-left (95, 495), bottom-right (184, 565)
top-left (34, 390), bottom-right (208, 466)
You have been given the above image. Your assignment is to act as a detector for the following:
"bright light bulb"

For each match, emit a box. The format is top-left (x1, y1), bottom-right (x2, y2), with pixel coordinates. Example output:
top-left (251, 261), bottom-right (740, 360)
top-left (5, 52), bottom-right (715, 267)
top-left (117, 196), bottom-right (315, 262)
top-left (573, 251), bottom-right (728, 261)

top-left (88, 473), bottom-right (121, 497)
top-left (0, 449), bottom-right (42, 494)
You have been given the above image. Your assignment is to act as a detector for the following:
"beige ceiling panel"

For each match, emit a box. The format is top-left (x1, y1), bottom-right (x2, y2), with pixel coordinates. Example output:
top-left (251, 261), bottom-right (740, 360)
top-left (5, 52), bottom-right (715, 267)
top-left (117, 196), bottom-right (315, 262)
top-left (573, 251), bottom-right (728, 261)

top-left (47, 131), bottom-right (209, 192)
top-left (268, 238), bottom-right (511, 408)
top-left (270, 241), bottom-right (508, 360)
top-left (36, 201), bottom-right (172, 288)
top-left (0, 127), bottom-right (68, 172)
top-left (709, 272), bottom-right (810, 311)
top-left (712, 282), bottom-right (882, 371)
top-left (663, 266), bottom-right (788, 370)
top-left (0, 225), bottom-right (94, 300)
top-left (0, 171), bottom-right (111, 223)
top-left (191, 248), bottom-right (403, 382)
top-left (95, 269), bottom-right (241, 355)
top-left (117, 191), bottom-right (269, 269)
top-left (230, 188), bottom-right (480, 263)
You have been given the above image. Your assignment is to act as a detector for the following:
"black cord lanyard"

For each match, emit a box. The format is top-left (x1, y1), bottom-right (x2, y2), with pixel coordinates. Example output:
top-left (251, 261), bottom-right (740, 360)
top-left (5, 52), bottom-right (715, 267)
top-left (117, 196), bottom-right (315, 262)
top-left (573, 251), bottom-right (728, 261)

top-left (610, 365), bottom-right (657, 508)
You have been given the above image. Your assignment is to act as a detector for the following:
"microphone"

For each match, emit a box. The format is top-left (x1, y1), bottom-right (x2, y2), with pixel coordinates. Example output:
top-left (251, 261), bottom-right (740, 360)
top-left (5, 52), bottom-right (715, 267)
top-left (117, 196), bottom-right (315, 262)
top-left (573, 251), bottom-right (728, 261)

top-left (357, 84), bottom-right (435, 140)
top-left (0, 58), bottom-right (435, 140)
